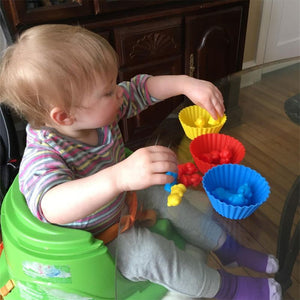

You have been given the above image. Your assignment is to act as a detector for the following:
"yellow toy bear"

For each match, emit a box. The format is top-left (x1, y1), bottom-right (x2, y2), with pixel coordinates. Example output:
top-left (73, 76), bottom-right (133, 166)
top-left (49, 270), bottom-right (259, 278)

top-left (167, 184), bottom-right (187, 207)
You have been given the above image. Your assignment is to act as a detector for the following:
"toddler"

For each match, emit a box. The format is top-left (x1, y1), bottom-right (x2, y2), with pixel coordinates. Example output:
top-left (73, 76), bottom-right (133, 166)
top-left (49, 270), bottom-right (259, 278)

top-left (0, 24), bottom-right (281, 299)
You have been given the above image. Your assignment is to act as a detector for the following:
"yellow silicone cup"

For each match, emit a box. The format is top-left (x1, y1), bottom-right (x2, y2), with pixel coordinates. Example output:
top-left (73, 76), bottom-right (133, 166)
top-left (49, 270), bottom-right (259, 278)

top-left (178, 105), bottom-right (227, 140)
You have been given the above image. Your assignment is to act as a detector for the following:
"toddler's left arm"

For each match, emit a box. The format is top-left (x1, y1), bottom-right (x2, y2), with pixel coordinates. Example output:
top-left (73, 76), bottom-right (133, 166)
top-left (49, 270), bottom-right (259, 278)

top-left (146, 75), bottom-right (224, 120)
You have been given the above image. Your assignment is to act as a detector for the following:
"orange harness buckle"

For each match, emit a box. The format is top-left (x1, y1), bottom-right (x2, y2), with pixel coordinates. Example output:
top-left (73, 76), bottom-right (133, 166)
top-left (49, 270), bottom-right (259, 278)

top-left (0, 280), bottom-right (15, 298)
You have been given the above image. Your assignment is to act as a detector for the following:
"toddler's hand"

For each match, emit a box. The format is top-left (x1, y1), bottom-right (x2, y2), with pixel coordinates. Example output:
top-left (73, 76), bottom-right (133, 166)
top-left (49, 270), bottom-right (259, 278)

top-left (183, 77), bottom-right (225, 120)
top-left (117, 146), bottom-right (178, 192)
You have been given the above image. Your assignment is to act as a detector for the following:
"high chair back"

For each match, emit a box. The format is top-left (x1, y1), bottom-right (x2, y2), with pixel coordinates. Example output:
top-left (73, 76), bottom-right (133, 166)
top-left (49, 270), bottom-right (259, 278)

top-left (0, 105), bottom-right (21, 205)
top-left (0, 176), bottom-right (116, 299)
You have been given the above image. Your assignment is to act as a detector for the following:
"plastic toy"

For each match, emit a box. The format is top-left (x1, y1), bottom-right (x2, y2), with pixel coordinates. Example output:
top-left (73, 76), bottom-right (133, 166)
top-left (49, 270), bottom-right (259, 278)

top-left (237, 183), bottom-right (253, 199)
top-left (219, 148), bottom-right (232, 163)
top-left (164, 171), bottom-right (178, 193)
top-left (179, 173), bottom-right (202, 187)
top-left (194, 116), bottom-right (221, 128)
top-left (194, 117), bottom-right (205, 127)
top-left (164, 172), bottom-right (186, 207)
top-left (0, 177), bottom-right (187, 299)
top-left (178, 162), bottom-right (198, 176)
top-left (167, 184), bottom-right (187, 207)
top-left (212, 183), bottom-right (253, 206)
top-left (212, 187), bottom-right (247, 206)
top-left (207, 116), bottom-right (220, 126)
top-left (178, 162), bottom-right (202, 187)
top-left (200, 147), bottom-right (233, 165)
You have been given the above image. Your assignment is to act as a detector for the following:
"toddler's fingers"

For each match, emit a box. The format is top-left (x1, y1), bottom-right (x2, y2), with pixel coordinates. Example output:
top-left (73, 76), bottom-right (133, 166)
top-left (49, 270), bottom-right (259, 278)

top-left (204, 103), bottom-right (219, 120)
top-left (147, 145), bottom-right (178, 161)
top-left (215, 100), bottom-right (225, 118)
top-left (151, 173), bottom-right (176, 185)
top-left (148, 145), bottom-right (176, 154)
top-left (149, 152), bottom-right (178, 166)
top-left (151, 161), bottom-right (178, 174)
top-left (206, 97), bottom-right (225, 120)
top-left (214, 86), bottom-right (223, 100)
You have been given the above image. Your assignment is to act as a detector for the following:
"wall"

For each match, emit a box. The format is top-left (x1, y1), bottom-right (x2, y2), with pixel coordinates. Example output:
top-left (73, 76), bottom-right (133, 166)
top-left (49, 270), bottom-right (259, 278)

top-left (262, 0), bottom-right (300, 63)
top-left (243, 0), bottom-right (263, 68)
top-left (243, 0), bottom-right (300, 69)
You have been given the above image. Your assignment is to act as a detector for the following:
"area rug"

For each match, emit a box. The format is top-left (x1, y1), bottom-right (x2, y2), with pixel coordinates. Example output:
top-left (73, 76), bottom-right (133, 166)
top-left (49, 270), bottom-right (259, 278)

top-left (284, 93), bottom-right (300, 125)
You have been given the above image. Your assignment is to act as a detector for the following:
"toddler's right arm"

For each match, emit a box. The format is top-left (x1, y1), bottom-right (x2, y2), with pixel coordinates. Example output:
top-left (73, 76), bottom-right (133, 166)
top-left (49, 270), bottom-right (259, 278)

top-left (41, 145), bottom-right (177, 224)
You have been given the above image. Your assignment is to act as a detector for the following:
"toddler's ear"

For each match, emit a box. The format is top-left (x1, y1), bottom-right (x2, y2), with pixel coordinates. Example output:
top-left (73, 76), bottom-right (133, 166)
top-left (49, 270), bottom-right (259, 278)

top-left (50, 107), bottom-right (74, 126)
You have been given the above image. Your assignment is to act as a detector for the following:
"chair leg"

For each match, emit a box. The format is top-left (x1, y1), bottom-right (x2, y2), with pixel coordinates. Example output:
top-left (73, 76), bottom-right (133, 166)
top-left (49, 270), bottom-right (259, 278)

top-left (275, 218), bottom-right (300, 293)
top-left (275, 176), bottom-right (300, 293)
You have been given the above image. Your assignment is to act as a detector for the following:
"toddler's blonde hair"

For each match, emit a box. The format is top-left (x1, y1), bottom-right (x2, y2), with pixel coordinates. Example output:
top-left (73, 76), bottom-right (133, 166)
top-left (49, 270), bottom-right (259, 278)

top-left (0, 24), bottom-right (119, 128)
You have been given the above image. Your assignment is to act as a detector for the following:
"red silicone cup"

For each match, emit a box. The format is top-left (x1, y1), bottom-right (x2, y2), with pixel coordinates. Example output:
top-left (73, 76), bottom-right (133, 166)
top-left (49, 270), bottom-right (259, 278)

top-left (190, 133), bottom-right (246, 175)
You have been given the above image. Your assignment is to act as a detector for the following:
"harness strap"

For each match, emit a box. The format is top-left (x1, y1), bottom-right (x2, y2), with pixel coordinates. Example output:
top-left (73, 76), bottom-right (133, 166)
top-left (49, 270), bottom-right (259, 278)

top-left (0, 280), bottom-right (15, 298)
top-left (95, 192), bottom-right (156, 244)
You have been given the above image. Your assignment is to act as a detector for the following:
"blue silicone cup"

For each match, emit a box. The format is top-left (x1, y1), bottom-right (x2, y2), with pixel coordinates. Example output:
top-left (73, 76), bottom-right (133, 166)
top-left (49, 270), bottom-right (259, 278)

top-left (202, 164), bottom-right (270, 219)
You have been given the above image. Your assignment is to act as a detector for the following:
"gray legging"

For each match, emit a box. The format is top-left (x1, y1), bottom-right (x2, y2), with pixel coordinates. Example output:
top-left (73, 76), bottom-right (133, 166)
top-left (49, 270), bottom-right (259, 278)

top-left (107, 185), bottom-right (224, 298)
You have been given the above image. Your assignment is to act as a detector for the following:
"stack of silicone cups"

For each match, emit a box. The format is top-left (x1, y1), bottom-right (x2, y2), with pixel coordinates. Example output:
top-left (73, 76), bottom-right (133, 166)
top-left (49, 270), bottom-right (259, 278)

top-left (179, 105), bottom-right (227, 140)
top-left (202, 164), bottom-right (270, 219)
top-left (190, 133), bottom-right (246, 174)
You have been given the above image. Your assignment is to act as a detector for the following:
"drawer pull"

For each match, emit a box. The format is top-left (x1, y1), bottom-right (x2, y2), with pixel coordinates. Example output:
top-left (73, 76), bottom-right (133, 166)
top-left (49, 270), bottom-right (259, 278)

top-left (189, 53), bottom-right (195, 77)
top-left (72, 0), bottom-right (82, 5)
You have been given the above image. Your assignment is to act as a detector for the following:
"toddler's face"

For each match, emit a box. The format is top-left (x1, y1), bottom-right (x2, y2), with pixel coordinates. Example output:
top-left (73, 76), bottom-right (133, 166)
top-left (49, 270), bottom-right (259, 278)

top-left (73, 72), bottom-right (123, 130)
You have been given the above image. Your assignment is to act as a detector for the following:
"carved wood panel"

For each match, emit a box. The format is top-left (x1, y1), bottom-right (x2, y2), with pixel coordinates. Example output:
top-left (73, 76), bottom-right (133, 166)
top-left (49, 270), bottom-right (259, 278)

top-left (114, 17), bottom-right (182, 67)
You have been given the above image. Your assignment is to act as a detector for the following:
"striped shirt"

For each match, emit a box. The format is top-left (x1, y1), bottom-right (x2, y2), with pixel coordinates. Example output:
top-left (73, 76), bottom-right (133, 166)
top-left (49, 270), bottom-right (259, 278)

top-left (19, 74), bottom-right (160, 235)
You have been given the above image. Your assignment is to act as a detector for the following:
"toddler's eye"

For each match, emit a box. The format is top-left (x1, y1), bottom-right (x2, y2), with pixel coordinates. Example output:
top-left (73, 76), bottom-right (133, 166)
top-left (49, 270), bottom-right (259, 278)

top-left (104, 89), bottom-right (115, 97)
top-left (106, 92), bottom-right (113, 97)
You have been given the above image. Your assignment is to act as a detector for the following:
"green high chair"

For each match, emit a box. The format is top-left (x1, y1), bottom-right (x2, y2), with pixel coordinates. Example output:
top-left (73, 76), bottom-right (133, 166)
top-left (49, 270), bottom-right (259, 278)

top-left (0, 176), bottom-right (186, 299)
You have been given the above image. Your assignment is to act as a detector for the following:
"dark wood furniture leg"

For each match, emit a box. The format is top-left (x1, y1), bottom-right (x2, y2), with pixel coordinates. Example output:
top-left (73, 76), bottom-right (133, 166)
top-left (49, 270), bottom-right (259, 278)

top-left (275, 176), bottom-right (300, 293)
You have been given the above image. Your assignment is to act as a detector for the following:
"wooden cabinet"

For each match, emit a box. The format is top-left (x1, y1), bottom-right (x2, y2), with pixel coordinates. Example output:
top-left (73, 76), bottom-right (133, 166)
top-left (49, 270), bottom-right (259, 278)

top-left (184, 4), bottom-right (249, 128)
top-left (1, 0), bottom-right (96, 26)
top-left (185, 6), bottom-right (247, 81)
top-left (1, 0), bottom-right (249, 149)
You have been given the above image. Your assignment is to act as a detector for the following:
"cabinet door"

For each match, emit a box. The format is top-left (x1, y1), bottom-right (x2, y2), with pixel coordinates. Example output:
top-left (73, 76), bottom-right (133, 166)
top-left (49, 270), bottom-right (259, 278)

top-left (114, 18), bottom-right (183, 147)
top-left (2, 0), bottom-right (96, 30)
top-left (185, 6), bottom-right (246, 82)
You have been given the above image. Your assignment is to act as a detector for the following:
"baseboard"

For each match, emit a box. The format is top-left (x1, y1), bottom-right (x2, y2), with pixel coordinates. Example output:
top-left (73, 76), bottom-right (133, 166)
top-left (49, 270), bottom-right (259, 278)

top-left (242, 60), bottom-right (257, 70)
top-left (241, 60), bottom-right (262, 88)
top-left (240, 57), bottom-right (300, 88)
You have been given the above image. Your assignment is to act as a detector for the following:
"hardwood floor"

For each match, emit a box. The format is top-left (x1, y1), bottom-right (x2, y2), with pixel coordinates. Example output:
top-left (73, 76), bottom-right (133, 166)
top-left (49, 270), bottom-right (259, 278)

top-left (205, 62), bottom-right (300, 300)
